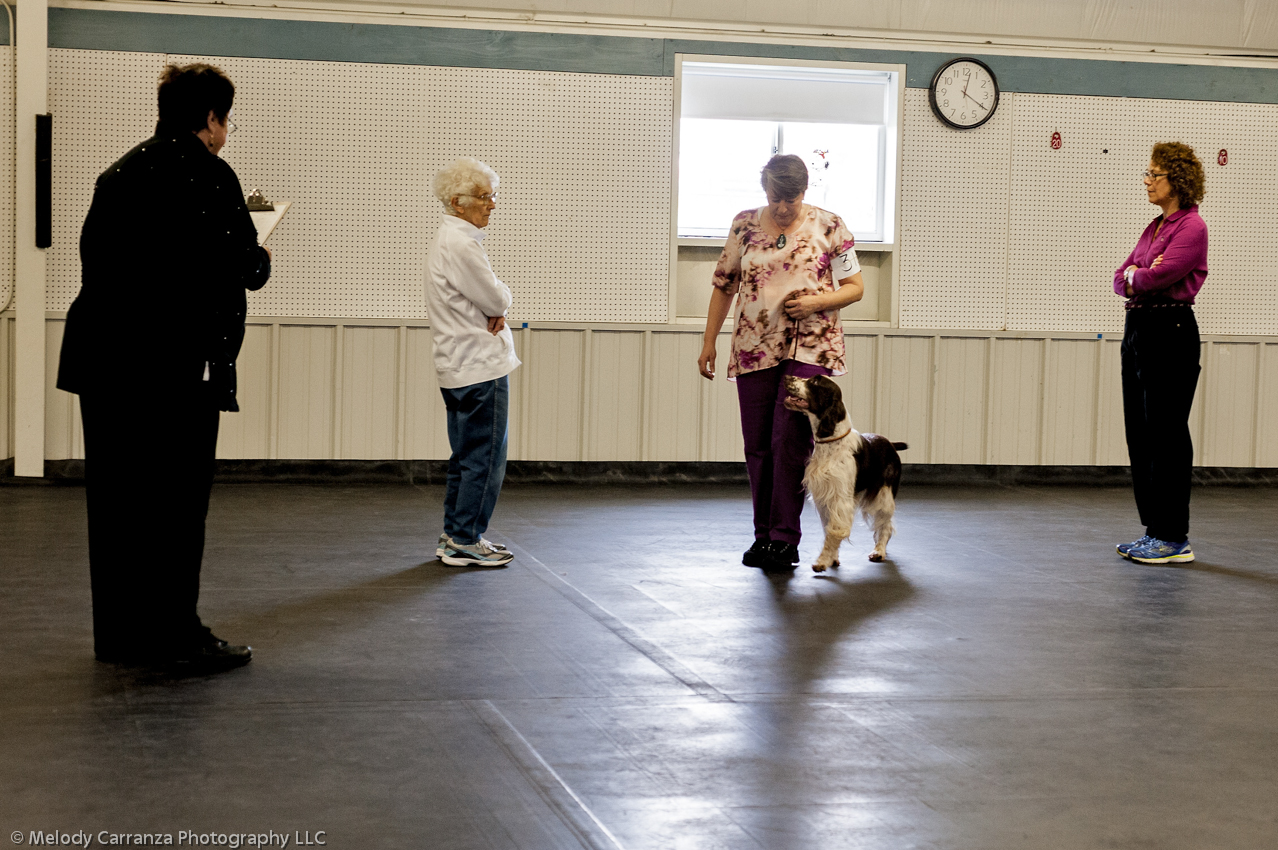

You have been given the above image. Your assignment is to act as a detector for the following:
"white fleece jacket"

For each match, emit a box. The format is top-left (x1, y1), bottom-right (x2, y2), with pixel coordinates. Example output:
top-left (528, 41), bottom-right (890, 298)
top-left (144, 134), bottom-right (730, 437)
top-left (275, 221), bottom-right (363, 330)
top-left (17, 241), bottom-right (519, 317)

top-left (424, 215), bottom-right (522, 389)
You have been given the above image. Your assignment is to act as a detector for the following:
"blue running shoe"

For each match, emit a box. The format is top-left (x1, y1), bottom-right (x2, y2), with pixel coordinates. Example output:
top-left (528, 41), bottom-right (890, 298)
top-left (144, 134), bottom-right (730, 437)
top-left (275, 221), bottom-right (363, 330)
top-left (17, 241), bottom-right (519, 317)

top-left (1129, 537), bottom-right (1195, 564)
top-left (1116, 535), bottom-right (1153, 560)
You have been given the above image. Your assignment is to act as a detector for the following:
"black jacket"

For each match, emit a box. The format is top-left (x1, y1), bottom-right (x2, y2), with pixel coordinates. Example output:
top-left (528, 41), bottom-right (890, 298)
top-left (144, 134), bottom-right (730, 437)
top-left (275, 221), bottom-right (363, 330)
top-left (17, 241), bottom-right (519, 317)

top-left (57, 122), bottom-right (271, 412)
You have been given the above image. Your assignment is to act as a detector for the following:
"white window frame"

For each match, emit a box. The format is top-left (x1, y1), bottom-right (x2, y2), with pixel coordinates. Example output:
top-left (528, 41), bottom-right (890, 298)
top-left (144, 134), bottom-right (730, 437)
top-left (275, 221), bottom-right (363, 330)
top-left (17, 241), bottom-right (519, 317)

top-left (669, 54), bottom-right (905, 326)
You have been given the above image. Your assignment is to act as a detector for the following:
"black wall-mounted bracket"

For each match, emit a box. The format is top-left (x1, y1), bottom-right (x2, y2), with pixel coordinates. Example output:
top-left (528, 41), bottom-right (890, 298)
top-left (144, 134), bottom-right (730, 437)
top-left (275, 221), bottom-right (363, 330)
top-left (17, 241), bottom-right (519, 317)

top-left (36, 113), bottom-right (52, 249)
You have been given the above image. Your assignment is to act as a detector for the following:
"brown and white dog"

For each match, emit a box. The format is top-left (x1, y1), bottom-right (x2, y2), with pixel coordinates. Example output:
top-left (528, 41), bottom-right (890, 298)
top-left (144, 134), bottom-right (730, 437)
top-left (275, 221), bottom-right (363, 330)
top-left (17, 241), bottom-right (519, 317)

top-left (783, 374), bottom-right (908, 571)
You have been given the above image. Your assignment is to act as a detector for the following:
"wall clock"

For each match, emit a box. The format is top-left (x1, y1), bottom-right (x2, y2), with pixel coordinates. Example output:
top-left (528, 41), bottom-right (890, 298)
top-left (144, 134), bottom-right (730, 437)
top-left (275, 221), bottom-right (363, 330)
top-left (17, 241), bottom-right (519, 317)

top-left (929, 57), bottom-right (1000, 130)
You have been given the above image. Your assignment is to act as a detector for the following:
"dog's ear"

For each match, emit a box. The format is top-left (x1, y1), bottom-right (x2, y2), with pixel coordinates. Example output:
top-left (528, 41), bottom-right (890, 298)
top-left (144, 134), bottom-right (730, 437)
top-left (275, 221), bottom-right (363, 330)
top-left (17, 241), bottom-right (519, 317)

top-left (809, 376), bottom-right (846, 440)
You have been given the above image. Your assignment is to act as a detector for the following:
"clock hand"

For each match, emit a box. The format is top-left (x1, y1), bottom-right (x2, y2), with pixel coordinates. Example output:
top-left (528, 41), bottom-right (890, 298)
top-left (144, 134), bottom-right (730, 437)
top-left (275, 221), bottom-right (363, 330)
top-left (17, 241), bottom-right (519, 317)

top-left (962, 90), bottom-right (989, 111)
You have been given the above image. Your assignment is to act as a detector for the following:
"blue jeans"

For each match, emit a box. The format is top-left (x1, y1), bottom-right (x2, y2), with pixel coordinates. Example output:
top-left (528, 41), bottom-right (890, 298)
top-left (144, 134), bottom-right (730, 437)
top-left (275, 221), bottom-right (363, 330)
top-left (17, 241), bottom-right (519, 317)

top-left (440, 375), bottom-right (509, 545)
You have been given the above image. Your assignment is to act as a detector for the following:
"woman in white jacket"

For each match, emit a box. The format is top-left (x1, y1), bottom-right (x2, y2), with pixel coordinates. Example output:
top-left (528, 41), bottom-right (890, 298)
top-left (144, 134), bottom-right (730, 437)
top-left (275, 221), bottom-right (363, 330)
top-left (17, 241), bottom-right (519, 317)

top-left (425, 158), bottom-right (521, 567)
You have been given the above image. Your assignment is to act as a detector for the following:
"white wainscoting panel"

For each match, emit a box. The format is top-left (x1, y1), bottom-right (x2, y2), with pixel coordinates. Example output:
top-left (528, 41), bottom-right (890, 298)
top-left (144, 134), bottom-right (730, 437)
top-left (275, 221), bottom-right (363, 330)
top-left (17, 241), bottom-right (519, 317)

top-left (2, 316), bottom-right (12, 459)
top-left (1258, 344), bottom-right (1278, 468)
top-left (988, 338), bottom-right (1044, 465)
top-left (31, 323), bottom-right (1278, 469)
top-left (42, 320), bottom-right (82, 462)
top-left (1200, 342), bottom-right (1260, 468)
top-left (836, 335), bottom-right (878, 439)
top-left (1094, 339), bottom-right (1129, 466)
top-left (340, 326), bottom-right (401, 460)
top-left (521, 329), bottom-right (585, 462)
top-left (933, 336), bottom-right (989, 465)
top-left (876, 335), bottom-right (933, 458)
top-left (645, 331), bottom-right (707, 463)
top-left (275, 325), bottom-right (335, 460)
top-left (1042, 338), bottom-right (1100, 465)
top-left (704, 336), bottom-right (746, 463)
top-left (586, 330), bottom-right (645, 462)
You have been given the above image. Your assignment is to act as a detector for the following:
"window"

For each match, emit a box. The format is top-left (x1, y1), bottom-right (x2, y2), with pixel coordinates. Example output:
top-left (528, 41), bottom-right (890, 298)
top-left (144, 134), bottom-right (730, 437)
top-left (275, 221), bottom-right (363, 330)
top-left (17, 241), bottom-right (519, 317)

top-left (676, 59), bottom-right (900, 243)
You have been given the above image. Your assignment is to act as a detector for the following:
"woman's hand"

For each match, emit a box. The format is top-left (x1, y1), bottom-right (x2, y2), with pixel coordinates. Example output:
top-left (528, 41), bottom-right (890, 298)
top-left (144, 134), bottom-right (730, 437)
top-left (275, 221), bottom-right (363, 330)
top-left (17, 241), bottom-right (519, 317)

top-left (1124, 265), bottom-right (1139, 297)
top-left (697, 339), bottom-right (717, 380)
top-left (1151, 254), bottom-right (1164, 268)
top-left (699, 288), bottom-right (735, 380)
top-left (487, 315), bottom-right (506, 335)
top-left (784, 291), bottom-right (826, 320)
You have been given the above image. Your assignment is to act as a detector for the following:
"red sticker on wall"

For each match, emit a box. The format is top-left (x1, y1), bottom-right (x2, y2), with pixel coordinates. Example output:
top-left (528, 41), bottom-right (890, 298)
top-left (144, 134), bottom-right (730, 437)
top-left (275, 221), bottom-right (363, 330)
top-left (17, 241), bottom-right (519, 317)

top-left (1050, 131), bottom-right (1062, 150)
top-left (1218, 149), bottom-right (1228, 165)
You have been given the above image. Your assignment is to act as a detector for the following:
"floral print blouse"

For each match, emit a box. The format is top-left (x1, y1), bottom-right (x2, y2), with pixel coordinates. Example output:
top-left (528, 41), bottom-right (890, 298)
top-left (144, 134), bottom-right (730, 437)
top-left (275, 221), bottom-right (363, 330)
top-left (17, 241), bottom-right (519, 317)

top-left (712, 205), bottom-right (858, 379)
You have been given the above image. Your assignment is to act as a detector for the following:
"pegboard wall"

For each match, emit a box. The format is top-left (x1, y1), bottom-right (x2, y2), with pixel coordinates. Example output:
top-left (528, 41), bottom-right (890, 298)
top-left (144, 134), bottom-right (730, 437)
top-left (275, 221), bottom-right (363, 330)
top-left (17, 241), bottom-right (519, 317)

top-left (39, 47), bottom-right (1278, 334)
top-left (1006, 92), bottom-right (1278, 336)
top-left (0, 47), bottom-right (14, 313)
top-left (899, 87), bottom-right (1278, 335)
top-left (899, 87), bottom-right (1011, 329)
top-left (46, 49), bottom-right (673, 321)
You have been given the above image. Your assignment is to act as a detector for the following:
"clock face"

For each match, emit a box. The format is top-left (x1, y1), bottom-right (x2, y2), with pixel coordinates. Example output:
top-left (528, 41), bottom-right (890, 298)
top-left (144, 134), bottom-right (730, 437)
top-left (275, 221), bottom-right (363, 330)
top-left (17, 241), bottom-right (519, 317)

top-left (929, 58), bottom-right (999, 130)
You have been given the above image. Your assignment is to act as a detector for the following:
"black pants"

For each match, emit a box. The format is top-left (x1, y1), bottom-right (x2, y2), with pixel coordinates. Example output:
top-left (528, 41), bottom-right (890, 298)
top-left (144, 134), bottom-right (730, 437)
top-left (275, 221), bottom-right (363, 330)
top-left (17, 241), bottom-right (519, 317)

top-left (1120, 305), bottom-right (1201, 543)
top-left (80, 385), bottom-right (220, 661)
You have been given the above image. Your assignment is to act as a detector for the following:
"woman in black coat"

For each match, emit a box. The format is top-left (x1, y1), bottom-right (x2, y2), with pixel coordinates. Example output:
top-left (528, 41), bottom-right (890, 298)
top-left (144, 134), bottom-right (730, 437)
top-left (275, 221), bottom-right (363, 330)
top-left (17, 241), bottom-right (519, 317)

top-left (58, 63), bottom-right (271, 672)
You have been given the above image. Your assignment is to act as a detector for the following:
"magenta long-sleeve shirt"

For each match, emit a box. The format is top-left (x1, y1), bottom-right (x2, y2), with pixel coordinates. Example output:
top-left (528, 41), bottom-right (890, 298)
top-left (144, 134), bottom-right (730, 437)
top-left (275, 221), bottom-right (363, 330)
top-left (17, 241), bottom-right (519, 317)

top-left (1113, 206), bottom-right (1208, 305)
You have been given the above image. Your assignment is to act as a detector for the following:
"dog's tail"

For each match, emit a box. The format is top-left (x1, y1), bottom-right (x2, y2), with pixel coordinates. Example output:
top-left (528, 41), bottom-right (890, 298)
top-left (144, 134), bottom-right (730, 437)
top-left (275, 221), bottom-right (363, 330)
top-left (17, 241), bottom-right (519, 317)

top-left (892, 442), bottom-right (909, 451)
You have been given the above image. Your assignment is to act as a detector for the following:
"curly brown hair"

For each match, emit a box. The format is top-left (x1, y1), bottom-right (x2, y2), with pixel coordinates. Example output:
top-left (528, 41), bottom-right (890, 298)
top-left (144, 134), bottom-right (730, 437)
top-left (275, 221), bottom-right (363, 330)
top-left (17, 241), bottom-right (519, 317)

top-left (1151, 142), bottom-right (1205, 209)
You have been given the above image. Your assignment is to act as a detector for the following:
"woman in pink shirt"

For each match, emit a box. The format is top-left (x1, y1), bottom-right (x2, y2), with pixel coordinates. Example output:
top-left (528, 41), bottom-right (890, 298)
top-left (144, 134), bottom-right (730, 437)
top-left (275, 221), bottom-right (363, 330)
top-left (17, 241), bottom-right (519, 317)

top-left (1113, 142), bottom-right (1207, 565)
top-left (697, 155), bottom-right (865, 572)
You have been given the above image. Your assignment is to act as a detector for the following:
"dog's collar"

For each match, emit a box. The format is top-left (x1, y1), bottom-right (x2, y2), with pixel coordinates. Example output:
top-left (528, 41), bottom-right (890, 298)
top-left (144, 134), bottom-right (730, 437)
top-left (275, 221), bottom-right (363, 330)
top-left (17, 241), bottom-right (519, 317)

top-left (814, 427), bottom-right (853, 444)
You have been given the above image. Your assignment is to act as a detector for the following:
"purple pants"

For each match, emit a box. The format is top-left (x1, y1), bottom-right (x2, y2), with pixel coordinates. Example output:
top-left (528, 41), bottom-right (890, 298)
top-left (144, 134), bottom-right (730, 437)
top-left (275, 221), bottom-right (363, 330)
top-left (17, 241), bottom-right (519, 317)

top-left (736, 360), bottom-right (832, 546)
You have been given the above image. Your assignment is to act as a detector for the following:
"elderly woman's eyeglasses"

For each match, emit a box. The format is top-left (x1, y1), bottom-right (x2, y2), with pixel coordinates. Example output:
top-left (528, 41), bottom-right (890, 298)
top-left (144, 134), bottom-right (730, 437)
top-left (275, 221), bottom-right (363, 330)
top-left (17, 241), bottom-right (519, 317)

top-left (462, 192), bottom-right (498, 203)
top-left (1141, 170), bottom-right (1167, 180)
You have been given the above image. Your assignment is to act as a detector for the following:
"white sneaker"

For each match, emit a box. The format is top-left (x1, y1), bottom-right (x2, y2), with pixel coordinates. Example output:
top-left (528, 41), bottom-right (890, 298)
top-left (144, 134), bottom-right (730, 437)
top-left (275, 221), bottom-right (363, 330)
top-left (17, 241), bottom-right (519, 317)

top-left (441, 538), bottom-right (513, 567)
top-left (437, 533), bottom-right (507, 559)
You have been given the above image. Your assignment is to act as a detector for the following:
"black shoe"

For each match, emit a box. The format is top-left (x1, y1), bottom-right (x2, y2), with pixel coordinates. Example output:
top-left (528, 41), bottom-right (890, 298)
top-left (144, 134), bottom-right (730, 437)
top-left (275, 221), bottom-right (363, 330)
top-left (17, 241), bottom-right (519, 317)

top-left (171, 634), bottom-right (252, 674)
top-left (742, 538), bottom-right (772, 568)
top-left (762, 542), bottom-right (799, 573)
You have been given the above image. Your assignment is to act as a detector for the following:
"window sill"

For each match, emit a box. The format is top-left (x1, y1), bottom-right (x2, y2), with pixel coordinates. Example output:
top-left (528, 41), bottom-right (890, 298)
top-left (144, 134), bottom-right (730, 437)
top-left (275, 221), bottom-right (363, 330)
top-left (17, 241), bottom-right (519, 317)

top-left (677, 237), bottom-right (894, 252)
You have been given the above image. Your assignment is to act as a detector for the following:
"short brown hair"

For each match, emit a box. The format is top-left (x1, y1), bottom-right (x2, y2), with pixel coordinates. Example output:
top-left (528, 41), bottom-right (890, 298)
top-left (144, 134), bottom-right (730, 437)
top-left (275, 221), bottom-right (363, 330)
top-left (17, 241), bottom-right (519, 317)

top-left (1151, 142), bottom-right (1205, 208)
top-left (760, 154), bottom-right (808, 199)
top-left (158, 63), bottom-right (235, 133)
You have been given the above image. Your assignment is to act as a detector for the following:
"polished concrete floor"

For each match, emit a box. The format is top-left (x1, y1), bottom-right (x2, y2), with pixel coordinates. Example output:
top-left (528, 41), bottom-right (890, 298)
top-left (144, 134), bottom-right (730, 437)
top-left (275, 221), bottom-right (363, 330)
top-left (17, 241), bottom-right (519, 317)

top-left (2, 481), bottom-right (1277, 849)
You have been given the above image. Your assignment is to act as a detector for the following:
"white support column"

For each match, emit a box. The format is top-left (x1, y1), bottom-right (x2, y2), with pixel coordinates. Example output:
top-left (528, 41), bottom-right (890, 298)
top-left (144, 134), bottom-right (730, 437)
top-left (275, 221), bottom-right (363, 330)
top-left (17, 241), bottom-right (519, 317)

top-left (13, 0), bottom-right (48, 477)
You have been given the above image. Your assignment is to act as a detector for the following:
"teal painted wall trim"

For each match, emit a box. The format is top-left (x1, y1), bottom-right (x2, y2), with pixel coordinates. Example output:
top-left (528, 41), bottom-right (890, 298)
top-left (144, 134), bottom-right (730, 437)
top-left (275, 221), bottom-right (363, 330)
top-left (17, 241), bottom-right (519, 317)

top-left (48, 8), bottom-right (664, 75)
top-left (664, 39), bottom-right (1278, 103)
top-left (49, 7), bottom-right (1278, 103)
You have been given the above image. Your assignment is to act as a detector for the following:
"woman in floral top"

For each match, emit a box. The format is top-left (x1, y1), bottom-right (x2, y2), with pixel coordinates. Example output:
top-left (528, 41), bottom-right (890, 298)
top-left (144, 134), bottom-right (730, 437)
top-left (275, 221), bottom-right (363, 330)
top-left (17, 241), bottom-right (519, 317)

top-left (697, 154), bottom-right (865, 572)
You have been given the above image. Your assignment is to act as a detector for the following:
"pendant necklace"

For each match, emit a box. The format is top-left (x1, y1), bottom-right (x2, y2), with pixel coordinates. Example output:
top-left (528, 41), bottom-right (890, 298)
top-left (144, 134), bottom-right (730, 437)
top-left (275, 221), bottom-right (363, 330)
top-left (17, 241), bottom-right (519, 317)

top-left (771, 208), bottom-right (796, 250)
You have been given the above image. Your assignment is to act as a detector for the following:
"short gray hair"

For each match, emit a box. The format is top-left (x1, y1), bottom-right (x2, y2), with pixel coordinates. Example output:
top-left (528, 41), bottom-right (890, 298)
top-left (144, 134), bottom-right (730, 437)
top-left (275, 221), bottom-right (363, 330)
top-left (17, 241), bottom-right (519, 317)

top-left (433, 158), bottom-right (500, 214)
top-left (760, 154), bottom-right (808, 199)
